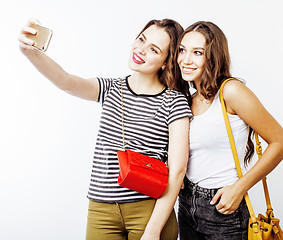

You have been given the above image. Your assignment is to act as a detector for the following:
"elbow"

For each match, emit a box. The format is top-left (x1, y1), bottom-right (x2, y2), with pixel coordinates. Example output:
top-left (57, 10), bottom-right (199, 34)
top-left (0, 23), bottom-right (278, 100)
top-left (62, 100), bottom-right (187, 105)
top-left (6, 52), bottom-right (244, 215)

top-left (272, 138), bottom-right (283, 161)
top-left (169, 166), bottom-right (187, 181)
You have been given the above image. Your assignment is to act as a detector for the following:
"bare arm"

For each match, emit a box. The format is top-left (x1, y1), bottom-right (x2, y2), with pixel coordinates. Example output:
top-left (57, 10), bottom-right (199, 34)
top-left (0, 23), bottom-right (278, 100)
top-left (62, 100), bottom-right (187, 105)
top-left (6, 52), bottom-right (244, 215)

top-left (211, 80), bottom-right (283, 214)
top-left (18, 18), bottom-right (99, 101)
top-left (141, 117), bottom-right (190, 240)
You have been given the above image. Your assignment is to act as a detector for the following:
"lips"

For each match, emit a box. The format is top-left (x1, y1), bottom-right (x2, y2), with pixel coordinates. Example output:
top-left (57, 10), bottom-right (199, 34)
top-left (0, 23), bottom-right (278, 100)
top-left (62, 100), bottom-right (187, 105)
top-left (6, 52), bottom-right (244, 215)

top-left (181, 66), bottom-right (196, 74)
top-left (132, 53), bottom-right (145, 64)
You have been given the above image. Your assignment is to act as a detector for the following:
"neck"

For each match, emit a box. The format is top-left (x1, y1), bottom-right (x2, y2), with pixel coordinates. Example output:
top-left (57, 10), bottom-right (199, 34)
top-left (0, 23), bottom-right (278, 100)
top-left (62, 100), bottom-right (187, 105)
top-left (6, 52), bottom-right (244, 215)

top-left (193, 80), bottom-right (201, 93)
top-left (191, 80), bottom-right (211, 103)
top-left (129, 72), bottom-right (164, 94)
top-left (133, 72), bottom-right (160, 85)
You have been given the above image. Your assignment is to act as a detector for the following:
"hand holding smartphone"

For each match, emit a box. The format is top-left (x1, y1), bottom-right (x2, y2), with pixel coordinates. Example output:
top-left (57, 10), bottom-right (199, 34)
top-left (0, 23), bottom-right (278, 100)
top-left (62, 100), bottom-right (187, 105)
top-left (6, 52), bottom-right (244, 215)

top-left (25, 23), bottom-right (53, 52)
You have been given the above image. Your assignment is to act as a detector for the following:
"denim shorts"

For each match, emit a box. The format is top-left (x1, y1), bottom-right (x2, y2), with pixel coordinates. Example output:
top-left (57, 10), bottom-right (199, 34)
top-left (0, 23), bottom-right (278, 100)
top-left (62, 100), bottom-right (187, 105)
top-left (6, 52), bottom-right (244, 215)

top-left (178, 177), bottom-right (249, 240)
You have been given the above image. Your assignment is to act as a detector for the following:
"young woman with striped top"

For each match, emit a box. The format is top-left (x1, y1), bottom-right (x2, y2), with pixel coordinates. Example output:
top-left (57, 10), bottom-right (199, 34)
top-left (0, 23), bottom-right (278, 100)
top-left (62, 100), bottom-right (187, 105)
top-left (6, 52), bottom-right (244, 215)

top-left (19, 18), bottom-right (192, 240)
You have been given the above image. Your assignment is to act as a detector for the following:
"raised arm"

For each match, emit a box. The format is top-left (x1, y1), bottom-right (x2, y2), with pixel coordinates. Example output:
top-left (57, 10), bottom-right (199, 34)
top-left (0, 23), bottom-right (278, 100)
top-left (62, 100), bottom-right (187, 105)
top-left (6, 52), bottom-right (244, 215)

top-left (141, 117), bottom-right (190, 240)
top-left (211, 80), bottom-right (283, 214)
top-left (18, 18), bottom-right (99, 101)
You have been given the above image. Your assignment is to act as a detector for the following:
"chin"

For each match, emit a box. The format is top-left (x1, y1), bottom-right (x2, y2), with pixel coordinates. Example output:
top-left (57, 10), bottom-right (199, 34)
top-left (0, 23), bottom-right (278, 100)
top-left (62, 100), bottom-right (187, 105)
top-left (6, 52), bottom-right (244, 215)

top-left (181, 75), bottom-right (193, 82)
top-left (128, 64), bottom-right (138, 72)
top-left (128, 60), bottom-right (136, 71)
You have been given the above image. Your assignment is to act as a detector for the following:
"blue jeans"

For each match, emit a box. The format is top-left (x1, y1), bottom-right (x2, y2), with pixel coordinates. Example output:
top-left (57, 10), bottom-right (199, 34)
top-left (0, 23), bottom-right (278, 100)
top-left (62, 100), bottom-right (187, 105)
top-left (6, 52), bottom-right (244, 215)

top-left (178, 177), bottom-right (249, 240)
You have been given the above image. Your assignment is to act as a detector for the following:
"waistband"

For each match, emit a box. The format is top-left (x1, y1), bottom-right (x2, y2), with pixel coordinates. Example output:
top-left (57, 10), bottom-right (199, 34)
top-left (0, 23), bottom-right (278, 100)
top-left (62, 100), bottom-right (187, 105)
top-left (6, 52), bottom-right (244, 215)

top-left (184, 177), bottom-right (220, 199)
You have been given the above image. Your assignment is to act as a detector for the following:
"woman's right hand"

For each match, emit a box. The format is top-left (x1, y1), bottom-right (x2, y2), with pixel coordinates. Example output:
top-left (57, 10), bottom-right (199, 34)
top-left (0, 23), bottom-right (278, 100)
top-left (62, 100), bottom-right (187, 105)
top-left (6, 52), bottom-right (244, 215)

top-left (18, 18), bottom-right (100, 101)
top-left (18, 18), bottom-right (41, 57)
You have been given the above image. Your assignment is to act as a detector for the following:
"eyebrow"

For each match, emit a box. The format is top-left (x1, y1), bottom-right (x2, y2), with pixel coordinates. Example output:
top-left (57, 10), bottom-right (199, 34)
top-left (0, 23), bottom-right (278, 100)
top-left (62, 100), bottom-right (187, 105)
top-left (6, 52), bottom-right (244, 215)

top-left (141, 33), bottom-right (162, 53)
top-left (179, 44), bottom-right (205, 51)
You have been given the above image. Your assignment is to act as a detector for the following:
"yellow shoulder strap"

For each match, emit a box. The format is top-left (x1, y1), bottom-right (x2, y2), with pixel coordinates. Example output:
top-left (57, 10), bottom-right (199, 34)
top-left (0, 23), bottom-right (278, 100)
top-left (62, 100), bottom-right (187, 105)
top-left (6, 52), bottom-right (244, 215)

top-left (219, 78), bottom-right (272, 221)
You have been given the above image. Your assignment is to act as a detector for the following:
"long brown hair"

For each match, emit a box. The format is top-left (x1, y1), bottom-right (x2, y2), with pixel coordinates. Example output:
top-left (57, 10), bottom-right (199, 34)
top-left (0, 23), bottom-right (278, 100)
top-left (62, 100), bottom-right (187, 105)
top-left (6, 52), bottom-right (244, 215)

top-left (137, 19), bottom-right (184, 89)
top-left (175, 21), bottom-right (254, 165)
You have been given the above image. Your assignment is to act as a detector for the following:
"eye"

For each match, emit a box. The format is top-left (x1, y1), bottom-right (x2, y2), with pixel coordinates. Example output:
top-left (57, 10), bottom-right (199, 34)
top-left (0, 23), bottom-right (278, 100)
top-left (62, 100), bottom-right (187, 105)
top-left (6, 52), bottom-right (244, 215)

top-left (151, 47), bottom-right (158, 54)
top-left (179, 47), bottom-right (185, 53)
top-left (138, 36), bottom-right (145, 43)
top-left (194, 50), bottom-right (203, 56)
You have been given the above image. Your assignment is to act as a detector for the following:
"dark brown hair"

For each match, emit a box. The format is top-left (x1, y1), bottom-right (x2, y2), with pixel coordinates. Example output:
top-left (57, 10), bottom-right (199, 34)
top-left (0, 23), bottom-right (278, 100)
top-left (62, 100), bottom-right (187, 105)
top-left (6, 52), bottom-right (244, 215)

top-left (175, 21), bottom-right (254, 165)
top-left (137, 19), bottom-right (184, 89)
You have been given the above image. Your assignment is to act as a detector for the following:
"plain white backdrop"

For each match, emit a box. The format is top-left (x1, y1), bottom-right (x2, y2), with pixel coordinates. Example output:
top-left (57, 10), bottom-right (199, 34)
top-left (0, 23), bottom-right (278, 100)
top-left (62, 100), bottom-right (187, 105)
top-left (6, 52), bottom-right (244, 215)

top-left (0, 0), bottom-right (282, 239)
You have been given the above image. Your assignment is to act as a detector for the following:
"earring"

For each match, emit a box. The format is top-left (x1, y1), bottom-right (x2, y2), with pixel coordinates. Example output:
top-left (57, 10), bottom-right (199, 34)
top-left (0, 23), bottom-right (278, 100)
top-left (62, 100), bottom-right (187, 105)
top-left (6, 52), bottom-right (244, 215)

top-left (162, 65), bottom-right (166, 71)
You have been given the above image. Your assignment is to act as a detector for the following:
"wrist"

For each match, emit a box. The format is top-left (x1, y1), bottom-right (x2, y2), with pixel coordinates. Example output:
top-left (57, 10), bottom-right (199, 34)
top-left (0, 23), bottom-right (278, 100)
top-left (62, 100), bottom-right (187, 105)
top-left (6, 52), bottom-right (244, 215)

top-left (234, 179), bottom-right (248, 195)
top-left (144, 225), bottom-right (161, 237)
top-left (25, 47), bottom-right (40, 60)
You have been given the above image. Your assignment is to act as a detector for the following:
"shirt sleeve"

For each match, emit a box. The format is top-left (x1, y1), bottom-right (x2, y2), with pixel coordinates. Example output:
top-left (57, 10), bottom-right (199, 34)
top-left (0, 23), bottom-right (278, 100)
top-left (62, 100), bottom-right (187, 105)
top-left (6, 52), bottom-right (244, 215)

top-left (97, 77), bottom-right (114, 105)
top-left (168, 92), bottom-right (192, 125)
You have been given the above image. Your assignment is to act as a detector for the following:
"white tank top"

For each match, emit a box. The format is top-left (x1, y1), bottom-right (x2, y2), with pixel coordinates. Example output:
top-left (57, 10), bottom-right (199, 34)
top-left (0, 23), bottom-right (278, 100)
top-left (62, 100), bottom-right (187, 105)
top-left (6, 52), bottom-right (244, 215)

top-left (186, 91), bottom-right (249, 188)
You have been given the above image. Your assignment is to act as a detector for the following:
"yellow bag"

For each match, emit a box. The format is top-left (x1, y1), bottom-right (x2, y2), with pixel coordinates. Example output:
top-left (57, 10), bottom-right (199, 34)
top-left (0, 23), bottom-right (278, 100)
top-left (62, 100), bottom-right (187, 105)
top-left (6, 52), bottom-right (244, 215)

top-left (248, 212), bottom-right (283, 240)
top-left (220, 78), bottom-right (283, 240)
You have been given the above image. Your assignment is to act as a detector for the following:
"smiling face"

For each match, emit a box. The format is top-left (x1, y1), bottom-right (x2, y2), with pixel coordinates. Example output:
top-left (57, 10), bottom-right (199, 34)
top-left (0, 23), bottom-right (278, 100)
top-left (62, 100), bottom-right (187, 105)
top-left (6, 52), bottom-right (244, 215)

top-left (177, 31), bottom-right (206, 83)
top-left (128, 25), bottom-right (170, 76)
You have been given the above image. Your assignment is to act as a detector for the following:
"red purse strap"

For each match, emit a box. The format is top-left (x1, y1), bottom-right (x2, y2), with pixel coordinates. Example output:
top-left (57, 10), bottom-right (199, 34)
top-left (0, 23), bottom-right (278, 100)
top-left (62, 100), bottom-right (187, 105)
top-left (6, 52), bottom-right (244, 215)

top-left (120, 78), bottom-right (126, 151)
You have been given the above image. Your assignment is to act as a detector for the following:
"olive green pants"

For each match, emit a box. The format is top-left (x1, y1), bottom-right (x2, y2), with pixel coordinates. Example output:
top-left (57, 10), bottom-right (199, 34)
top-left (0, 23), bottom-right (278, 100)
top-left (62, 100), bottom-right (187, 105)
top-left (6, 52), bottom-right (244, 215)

top-left (85, 199), bottom-right (178, 240)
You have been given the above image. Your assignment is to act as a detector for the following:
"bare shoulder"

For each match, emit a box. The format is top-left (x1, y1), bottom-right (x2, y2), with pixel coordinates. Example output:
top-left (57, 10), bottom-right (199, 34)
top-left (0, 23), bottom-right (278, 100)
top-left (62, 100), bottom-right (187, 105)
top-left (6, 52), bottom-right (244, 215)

top-left (222, 79), bottom-right (245, 98)
top-left (222, 79), bottom-right (256, 103)
top-left (221, 79), bottom-right (260, 115)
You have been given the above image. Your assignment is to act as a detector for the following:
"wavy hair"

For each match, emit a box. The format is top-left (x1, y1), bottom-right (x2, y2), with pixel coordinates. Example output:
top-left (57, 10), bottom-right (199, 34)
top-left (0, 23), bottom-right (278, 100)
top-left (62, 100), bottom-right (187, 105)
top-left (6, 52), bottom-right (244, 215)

top-left (137, 19), bottom-right (184, 89)
top-left (175, 21), bottom-right (254, 165)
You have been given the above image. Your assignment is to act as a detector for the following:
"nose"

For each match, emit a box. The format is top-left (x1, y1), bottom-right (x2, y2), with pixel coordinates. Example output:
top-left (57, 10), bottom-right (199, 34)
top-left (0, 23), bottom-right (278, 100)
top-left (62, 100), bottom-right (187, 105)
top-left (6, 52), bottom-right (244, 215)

top-left (135, 41), bottom-right (146, 55)
top-left (137, 45), bottom-right (146, 55)
top-left (182, 52), bottom-right (192, 65)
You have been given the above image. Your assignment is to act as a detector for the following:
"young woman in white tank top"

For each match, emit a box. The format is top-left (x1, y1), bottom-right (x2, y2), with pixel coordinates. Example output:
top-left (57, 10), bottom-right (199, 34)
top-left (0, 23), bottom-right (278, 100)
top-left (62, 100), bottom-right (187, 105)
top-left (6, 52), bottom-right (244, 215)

top-left (175, 21), bottom-right (283, 240)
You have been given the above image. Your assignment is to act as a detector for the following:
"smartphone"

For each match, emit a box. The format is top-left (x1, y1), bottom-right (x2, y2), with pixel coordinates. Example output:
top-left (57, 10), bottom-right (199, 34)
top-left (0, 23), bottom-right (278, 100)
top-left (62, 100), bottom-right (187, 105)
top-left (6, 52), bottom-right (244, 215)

top-left (26, 23), bottom-right (53, 52)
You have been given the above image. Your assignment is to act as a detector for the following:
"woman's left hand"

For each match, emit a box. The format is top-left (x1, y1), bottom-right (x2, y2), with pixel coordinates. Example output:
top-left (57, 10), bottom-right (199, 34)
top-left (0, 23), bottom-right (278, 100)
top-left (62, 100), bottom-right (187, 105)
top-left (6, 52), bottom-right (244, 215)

top-left (209, 183), bottom-right (245, 214)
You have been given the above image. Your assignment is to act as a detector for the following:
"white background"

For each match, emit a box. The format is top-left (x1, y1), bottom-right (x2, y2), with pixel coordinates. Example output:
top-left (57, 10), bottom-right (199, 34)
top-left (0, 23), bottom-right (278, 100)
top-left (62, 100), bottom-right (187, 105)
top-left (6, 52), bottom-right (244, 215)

top-left (0, 0), bottom-right (282, 239)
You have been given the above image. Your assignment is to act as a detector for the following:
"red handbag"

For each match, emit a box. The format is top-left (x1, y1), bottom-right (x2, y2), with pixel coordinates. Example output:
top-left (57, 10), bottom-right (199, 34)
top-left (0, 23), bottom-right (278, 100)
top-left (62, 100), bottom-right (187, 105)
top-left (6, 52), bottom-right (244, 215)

top-left (117, 149), bottom-right (168, 199)
top-left (116, 78), bottom-right (169, 199)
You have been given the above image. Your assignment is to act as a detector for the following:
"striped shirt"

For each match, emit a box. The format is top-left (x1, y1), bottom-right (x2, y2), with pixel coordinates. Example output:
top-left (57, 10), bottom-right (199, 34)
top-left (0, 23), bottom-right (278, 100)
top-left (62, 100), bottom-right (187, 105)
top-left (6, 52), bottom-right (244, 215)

top-left (87, 76), bottom-right (192, 203)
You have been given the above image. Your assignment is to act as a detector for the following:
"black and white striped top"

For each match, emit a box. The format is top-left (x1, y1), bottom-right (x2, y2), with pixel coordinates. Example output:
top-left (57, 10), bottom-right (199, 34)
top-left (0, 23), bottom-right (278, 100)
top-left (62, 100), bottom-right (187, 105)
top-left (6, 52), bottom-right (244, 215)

top-left (87, 76), bottom-right (192, 203)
